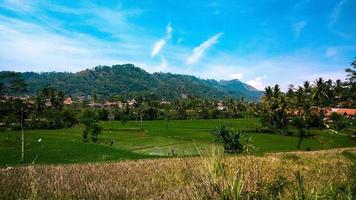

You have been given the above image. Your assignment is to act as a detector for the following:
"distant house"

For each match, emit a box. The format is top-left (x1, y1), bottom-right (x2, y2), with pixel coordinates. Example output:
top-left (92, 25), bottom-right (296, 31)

top-left (88, 102), bottom-right (102, 108)
top-left (63, 97), bottom-right (73, 105)
top-left (326, 108), bottom-right (356, 117)
top-left (128, 99), bottom-right (138, 107)
top-left (217, 102), bottom-right (226, 111)
top-left (76, 96), bottom-right (85, 102)
top-left (45, 99), bottom-right (52, 107)
top-left (160, 100), bottom-right (171, 105)
top-left (103, 101), bottom-right (123, 108)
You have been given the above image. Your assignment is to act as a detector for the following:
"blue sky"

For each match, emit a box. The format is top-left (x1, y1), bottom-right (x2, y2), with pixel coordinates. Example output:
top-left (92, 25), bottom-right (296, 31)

top-left (0, 0), bottom-right (355, 90)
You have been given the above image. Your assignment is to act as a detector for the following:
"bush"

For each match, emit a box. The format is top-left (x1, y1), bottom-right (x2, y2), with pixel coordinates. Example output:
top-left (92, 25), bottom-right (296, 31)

top-left (211, 125), bottom-right (256, 154)
top-left (62, 110), bottom-right (78, 128)
top-left (97, 109), bottom-right (109, 121)
top-left (80, 110), bottom-right (102, 143)
top-left (330, 112), bottom-right (351, 130)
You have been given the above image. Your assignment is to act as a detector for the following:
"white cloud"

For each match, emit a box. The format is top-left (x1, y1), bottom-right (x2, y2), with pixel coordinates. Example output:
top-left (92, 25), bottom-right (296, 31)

top-left (151, 39), bottom-right (166, 57)
top-left (0, 15), bottom-right (152, 72)
top-left (293, 21), bottom-right (306, 38)
top-left (325, 48), bottom-right (337, 57)
top-left (246, 76), bottom-right (265, 90)
top-left (0, 0), bottom-right (35, 12)
top-left (166, 23), bottom-right (173, 39)
top-left (230, 73), bottom-right (243, 79)
top-left (150, 23), bottom-right (173, 57)
top-left (329, 0), bottom-right (347, 27)
top-left (187, 33), bottom-right (223, 64)
top-left (177, 38), bottom-right (183, 44)
top-left (159, 57), bottom-right (168, 69)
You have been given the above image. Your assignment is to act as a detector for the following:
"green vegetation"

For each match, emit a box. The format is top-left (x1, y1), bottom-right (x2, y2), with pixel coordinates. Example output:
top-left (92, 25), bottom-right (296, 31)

top-left (1, 64), bottom-right (262, 100)
top-left (211, 125), bottom-right (255, 153)
top-left (1, 118), bottom-right (355, 167)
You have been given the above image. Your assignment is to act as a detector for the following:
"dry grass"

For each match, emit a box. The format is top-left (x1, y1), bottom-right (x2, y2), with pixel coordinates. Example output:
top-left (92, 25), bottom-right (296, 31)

top-left (1, 148), bottom-right (355, 199)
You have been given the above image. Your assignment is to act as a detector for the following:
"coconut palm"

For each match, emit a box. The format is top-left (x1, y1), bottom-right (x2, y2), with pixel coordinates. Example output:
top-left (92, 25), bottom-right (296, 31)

top-left (264, 86), bottom-right (273, 100)
top-left (345, 59), bottom-right (356, 83)
top-left (312, 78), bottom-right (328, 107)
top-left (303, 81), bottom-right (312, 95)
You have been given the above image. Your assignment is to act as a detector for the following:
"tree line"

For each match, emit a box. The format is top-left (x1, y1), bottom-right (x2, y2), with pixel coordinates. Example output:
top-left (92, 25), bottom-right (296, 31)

top-left (1, 59), bottom-right (355, 145)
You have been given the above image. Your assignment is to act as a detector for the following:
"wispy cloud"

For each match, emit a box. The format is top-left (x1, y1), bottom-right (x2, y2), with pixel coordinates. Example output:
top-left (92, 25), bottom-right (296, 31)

top-left (151, 23), bottom-right (173, 57)
top-left (0, 0), bottom-right (35, 12)
top-left (293, 21), bottom-right (306, 38)
top-left (325, 47), bottom-right (337, 57)
top-left (187, 33), bottom-right (223, 64)
top-left (0, 14), bottom-right (154, 72)
top-left (151, 40), bottom-right (166, 57)
top-left (158, 57), bottom-right (168, 70)
top-left (328, 0), bottom-right (350, 38)
top-left (329, 0), bottom-right (347, 27)
top-left (293, 0), bottom-right (310, 10)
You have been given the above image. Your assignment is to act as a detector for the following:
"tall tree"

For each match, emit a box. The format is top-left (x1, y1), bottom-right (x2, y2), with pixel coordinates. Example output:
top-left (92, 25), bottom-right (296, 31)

top-left (312, 78), bottom-right (328, 107)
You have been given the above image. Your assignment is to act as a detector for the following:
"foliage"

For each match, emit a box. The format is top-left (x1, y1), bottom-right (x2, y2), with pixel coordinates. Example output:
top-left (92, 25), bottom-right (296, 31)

top-left (330, 112), bottom-right (352, 130)
top-left (1, 64), bottom-right (262, 101)
top-left (80, 109), bottom-right (102, 142)
top-left (211, 126), bottom-right (255, 154)
top-left (0, 71), bottom-right (27, 96)
top-left (97, 109), bottom-right (109, 121)
top-left (61, 109), bottom-right (78, 128)
top-left (260, 58), bottom-right (356, 138)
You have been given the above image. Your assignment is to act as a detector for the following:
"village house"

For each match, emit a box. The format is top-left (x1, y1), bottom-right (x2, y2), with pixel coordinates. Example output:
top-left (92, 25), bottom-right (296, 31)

top-left (217, 102), bottom-right (226, 111)
top-left (63, 97), bottom-right (73, 105)
top-left (326, 108), bottom-right (356, 118)
top-left (45, 99), bottom-right (52, 107)
top-left (160, 100), bottom-right (171, 105)
top-left (103, 101), bottom-right (124, 108)
top-left (288, 106), bottom-right (356, 119)
top-left (127, 99), bottom-right (138, 107)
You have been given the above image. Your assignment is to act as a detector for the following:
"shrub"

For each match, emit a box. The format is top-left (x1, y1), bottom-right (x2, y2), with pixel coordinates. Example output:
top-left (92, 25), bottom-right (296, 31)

top-left (211, 125), bottom-right (256, 154)
top-left (62, 110), bottom-right (78, 128)
top-left (90, 123), bottom-right (102, 143)
top-left (97, 109), bottom-right (109, 121)
top-left (80, 110), bottom-right (102, 143)
top-left (330, 112), bottom-right (351, 130)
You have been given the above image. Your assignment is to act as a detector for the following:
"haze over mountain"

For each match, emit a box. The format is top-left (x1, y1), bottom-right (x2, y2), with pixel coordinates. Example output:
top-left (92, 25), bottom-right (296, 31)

top-left (9, 64), bottom-right (262, 101)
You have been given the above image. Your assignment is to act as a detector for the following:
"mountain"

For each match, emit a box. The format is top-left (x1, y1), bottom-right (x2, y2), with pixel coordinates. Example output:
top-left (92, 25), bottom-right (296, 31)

top-left (4, 64), bottom-right (263, 101)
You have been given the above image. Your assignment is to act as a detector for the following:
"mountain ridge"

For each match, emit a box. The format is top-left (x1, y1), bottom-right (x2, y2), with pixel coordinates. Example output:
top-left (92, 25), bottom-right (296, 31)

top-left (2, 64), bottom-right (263, 101)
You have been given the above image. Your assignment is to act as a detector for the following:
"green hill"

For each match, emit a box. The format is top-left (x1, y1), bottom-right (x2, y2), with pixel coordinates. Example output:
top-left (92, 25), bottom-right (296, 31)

top-left (5, 64), bottom-right (263, 101)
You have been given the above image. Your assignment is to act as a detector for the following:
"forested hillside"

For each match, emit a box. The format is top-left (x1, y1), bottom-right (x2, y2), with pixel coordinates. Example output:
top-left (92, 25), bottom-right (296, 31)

top-left (5, 64), bottom-right (262, 101)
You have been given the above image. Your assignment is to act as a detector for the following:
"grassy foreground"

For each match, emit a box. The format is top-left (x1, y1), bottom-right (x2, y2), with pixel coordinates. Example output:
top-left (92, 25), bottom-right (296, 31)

top-left (1, 118), bottom-right (355, 166)
top-left (0, 148), bottom-right (355, 199)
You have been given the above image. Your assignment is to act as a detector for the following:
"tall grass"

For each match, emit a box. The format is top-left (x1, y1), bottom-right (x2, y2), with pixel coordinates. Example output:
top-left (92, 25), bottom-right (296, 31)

top-left (0, 147), bottom-right (355, 199)
top-left (186, 146), bottom-right (356, 199)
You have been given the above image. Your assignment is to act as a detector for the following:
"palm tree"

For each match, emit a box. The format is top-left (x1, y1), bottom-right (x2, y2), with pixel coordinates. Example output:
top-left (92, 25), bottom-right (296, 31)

top-left (334, 79), bottom-right (343, 99)
top-left (295, 86), bottom-right (305, 108)
top-left (273, 84), bottom-right (281, 98)
top-left (345, 59), bottom-right (356, 83)
top-left (264, 86), bottom-right (273, 100)
top-left (303, 81), bottom-right (312, 95)
top-left (312, 78), bottom-right (328, 107)
top-left (274, 95), bottom-right (288, 131)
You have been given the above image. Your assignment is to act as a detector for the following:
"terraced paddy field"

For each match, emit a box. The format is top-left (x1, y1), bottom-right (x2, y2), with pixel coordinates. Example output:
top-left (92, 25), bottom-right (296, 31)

top-left (0, 118), bottom-right (355, 166)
